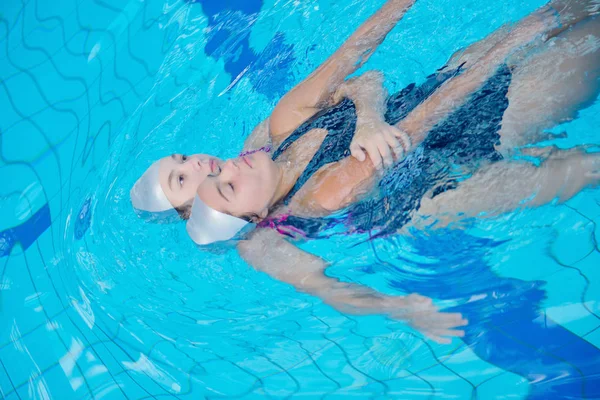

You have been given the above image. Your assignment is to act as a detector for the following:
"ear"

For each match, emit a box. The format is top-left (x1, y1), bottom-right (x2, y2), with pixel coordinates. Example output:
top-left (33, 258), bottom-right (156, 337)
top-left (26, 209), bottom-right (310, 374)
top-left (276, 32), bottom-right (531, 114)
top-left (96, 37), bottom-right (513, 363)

top-left (249, 208), bottom-right (269, 223)
top-left (176, 200), bottom-right (193, 220)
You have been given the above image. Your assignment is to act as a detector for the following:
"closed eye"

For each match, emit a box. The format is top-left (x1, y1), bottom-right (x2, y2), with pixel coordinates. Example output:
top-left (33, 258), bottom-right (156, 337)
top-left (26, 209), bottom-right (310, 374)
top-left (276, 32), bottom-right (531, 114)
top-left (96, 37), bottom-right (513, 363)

top-left (216, 183), bottom-right (229, 202)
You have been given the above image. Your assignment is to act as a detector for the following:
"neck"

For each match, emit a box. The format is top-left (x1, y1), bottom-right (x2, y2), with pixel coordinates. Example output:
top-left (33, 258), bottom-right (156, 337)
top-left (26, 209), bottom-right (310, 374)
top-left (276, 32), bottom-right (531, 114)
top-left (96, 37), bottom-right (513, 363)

top-left (269, 160), bottom-right (301, 208)
top-left (266, 128), bottom-right (328, 209)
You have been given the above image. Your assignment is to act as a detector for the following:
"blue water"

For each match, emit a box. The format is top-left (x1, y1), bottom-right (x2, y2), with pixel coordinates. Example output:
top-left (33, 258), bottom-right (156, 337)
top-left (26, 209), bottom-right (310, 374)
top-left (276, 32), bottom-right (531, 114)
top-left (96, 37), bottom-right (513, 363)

top-left (1, 0), bottom-right (600, 398)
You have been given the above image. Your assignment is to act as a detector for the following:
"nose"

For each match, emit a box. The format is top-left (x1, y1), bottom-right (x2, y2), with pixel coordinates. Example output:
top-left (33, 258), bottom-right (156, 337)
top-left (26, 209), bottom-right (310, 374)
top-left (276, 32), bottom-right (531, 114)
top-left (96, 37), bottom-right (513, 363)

top-left (185, 157), bottom-right (204, 173)
top-left (221, 159), bottom-right (239, 178)
top-left (224, 159), bottom-right (239, 170)
top-left (192, 158), bottom-right (203, 172)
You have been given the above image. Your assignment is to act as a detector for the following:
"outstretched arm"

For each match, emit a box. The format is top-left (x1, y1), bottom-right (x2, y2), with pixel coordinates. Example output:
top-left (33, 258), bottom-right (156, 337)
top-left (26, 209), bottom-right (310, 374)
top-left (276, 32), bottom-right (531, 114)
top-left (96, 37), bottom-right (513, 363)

top-left (270, 0), bottom-right (416, 141)
top-left (238, 228), bottom-right (467, 344)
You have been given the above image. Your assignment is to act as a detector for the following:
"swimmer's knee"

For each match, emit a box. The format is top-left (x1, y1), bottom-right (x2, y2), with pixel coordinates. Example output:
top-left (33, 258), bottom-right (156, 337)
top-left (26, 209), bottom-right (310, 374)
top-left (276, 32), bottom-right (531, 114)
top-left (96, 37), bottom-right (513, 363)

top-left (539, 148), bottom-right (600, 201)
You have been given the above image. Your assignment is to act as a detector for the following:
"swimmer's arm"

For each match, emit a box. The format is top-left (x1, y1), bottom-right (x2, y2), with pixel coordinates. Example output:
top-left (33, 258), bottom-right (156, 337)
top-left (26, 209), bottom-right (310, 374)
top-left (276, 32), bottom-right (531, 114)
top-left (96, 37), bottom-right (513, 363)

top-left (237, 229), bottom-right (396, 314)
top-left (333, 71), bottom-right (411, 168)
top-left (306, 10), bottom-right (560, 211)
top-left (237, 229), bottom-right (467, 343)
top-left (331, 71), bottom-right (388, 118)
top-left (398, 6), bottom-right (559, 145)
top-left (269, 0), bottom-right (416, 141)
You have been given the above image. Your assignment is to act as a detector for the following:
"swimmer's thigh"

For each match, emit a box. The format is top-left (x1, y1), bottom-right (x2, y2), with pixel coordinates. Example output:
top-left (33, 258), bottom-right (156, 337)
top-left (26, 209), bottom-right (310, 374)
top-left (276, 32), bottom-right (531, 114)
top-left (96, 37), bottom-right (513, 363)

top-left (417, 148), bottom-right (600, 223)
top-left (497, 16), bottom-right (600, 153)
top-left (445, 25), bottom-right (512, 69)
top-left (446, 0), bottom-right (598, 70)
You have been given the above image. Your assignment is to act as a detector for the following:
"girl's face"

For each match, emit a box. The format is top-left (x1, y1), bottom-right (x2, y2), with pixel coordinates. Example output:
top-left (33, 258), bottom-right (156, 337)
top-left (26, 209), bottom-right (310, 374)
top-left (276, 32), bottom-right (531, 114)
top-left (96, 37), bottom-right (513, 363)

top-left (195, 151), bottom-right (280, 220)
top-left (158, 153), bottom-right (223, 208)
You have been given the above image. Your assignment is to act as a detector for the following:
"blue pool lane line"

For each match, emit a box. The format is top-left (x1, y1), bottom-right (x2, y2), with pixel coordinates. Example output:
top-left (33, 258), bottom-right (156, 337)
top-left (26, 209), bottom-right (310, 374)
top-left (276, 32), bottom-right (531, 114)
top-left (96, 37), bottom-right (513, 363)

top-left (0, 203), bottom-right (50, 258)
top-left (383, 229), bottom-right (600, 399)
top-left (0, 196), bottom-right (92, 259)
top-left (471, 313), bottom-right (600, 399)
top-left (199, 0), bottom-right (264, 82)
top-left (193, 0), bottom-right (295, 99)
top-left (1, 0), bottom-right (294, 258)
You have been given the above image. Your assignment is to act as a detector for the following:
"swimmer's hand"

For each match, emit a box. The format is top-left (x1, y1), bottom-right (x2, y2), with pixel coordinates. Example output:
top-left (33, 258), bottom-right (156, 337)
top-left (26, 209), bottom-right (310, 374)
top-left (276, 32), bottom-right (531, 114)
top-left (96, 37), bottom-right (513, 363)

top-left (350, 117), bottom-right (411, 169)
top-left (385, 294), bottom-right (468, 344)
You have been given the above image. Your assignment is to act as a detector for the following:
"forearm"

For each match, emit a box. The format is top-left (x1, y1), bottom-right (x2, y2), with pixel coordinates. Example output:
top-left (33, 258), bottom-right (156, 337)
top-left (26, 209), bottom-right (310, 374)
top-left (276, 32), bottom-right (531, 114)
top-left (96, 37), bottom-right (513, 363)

top-left (238, 230), bottom-right (401, 316)
top-left (299, 0), bottom-right (415, 107)
top-left (269, 0), bottom-right (415, 137)
top-left (302, 269), bottom-right (399, 316)
top-left (333, 0), bottom-right (415, 77)
top-left (332, 71), bottom-right (388, 120)
top-left (239, 229), bottom-right (467, 343)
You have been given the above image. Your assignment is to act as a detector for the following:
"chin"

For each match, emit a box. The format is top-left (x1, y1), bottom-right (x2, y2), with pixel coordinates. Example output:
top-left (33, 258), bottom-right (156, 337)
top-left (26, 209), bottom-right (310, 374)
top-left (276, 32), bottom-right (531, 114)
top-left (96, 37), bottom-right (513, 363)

top-left (254, 150), bottom-right (272, 163)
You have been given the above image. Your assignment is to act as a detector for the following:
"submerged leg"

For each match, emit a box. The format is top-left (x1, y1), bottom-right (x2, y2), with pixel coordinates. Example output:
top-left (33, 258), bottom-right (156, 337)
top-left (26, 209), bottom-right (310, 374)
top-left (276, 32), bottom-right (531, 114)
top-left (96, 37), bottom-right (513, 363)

top-left (417, 148), bottom-right (600, 222)
top-left (497, 15), bottom-right (600, 152)
top-left (445, 0), bottom-right (599, 69)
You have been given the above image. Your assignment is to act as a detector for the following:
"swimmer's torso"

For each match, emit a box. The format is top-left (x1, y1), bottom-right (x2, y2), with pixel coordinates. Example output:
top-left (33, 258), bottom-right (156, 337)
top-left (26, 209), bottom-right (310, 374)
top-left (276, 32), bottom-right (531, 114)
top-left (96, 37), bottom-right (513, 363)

top-left (267, 65), bottom-right (468, 218)
top-left (261, 63), bottom-right (512, 238)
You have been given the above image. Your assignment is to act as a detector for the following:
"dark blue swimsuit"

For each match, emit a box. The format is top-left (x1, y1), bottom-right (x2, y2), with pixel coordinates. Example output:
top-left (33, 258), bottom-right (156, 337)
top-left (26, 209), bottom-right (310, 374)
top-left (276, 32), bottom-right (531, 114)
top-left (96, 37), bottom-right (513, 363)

top-left (268, 64), bottom-right (512, 239)
top-left (269, 64), bottom-right (600, 399)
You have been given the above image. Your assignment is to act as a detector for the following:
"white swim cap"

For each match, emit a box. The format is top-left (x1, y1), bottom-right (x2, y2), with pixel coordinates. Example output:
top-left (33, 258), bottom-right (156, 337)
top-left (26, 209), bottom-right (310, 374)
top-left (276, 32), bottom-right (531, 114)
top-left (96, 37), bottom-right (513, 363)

top-left (130, 160), bottom-right (176, 219)
top-left (186, 195), bottom-right (251, 245)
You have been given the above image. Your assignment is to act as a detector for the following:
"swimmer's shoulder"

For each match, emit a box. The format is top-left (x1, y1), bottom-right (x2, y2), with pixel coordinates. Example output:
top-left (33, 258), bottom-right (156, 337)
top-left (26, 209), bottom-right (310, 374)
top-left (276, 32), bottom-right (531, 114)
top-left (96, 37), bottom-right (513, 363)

top-left (301, 156), bottom-right (377, 213)
top-left (243, 118), bottom-right (271, 151)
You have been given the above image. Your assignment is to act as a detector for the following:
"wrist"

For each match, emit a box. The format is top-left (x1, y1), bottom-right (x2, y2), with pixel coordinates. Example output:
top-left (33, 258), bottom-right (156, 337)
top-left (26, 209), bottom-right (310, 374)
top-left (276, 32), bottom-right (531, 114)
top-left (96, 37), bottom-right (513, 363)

top-left (381, 295), bottom-right (408, 311)
top-left (356, 108), bottom-right (384, 123)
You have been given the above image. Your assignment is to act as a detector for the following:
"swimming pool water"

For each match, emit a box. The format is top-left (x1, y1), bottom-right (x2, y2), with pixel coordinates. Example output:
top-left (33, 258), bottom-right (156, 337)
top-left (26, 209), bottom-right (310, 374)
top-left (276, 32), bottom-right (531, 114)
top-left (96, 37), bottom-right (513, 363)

top-left (1, 0), bottom-right (600, 398)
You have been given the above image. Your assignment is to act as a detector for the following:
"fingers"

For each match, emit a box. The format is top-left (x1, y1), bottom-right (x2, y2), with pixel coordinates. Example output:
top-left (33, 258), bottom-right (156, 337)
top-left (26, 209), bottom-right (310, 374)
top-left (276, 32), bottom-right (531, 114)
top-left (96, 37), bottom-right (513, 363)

top-left (392, 127), bottom-right (412, 154)
top-left (365, 142), bottom-right (384, 169)
top-left (375, 135), bottom-right (394, 168)
top-left (424, 327), bottom-right (465, 345)
top-left (426, 334), bottom-right (452, 345)
top-left (363, 133), bottom-right (394, 169)
top-left (520, 145), bottom-right (559, 159)
top-left (393, 293), bottom-right (469, 344)
top-left (350, 137), bottom-right (385, 169)
top-left (350, 142), bottom-right (367, 162)
top-left (383, 130), bottom-right (405, 161)
top-left (438, 313), bottom-right (468, 327)
top-left (434, 328), bottom-right (466, 338)
top-left (408, 312), bottom-right (467, 330)
top-left (350, 123), bottom-right (412, 168)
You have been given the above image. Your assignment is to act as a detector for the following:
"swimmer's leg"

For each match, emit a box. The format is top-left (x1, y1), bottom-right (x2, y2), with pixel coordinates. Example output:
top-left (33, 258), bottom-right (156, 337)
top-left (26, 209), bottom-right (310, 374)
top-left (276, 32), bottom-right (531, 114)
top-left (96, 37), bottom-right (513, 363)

top-left (550, 0), bottom-right (600, 29)
top-left (445, 0), bottom-right (598, 70)
top-left (497, 15), bottom-right (600, 153)
top-left (417, 148), bottom-right (600, 222)
top-left (445, 25), bottom-right (512, 70)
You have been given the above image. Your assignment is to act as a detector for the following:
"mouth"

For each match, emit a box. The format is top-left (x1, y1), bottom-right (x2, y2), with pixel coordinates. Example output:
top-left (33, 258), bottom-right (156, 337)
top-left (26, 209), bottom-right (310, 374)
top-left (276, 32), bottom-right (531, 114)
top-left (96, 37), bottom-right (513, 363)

top-left (209, 159), bottom-right (216, 173)
top-left (242, 156), bottom-right (252, 168)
